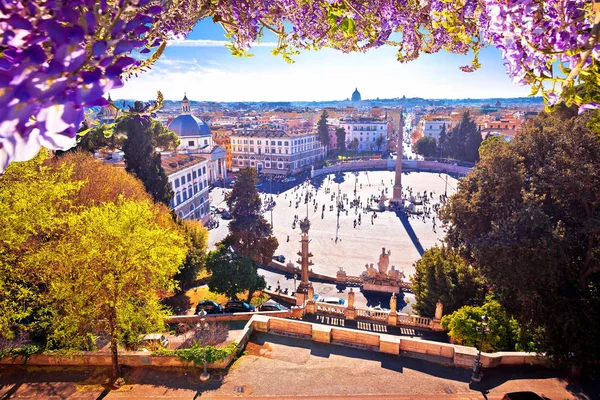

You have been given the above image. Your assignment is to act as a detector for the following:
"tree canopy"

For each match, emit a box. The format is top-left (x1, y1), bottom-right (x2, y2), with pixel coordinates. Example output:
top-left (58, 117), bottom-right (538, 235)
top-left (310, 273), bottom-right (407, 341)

top-left (442, 111), bottom-right (481, 162)
top-left (411, 245), bottom-right (484, 318)
top-left (335, 128), bottom-right (347, 153)
top-left (175, 220), bottom-right (209, 292)
top-left (440, 109), bottom-right (600, 367)
top-left (221, 167), bottom-right (278, 265)
top-left (119, 107), bottom-right (174, 206)
top-left (441, 297), bottom-right (534, 352)
top-left (317, 110), bottom-right (330, 147)
top-left (206, 245), bottom-right (266, 303)
top-left (414, 136), bottom-right (438, 158)
top-left (0, 151), bottom-right (188, 378)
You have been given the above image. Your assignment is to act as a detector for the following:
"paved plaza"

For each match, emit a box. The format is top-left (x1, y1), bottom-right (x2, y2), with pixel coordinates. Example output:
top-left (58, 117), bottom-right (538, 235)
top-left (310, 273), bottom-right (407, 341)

top-left (208, 169), bottom-right (458, 310)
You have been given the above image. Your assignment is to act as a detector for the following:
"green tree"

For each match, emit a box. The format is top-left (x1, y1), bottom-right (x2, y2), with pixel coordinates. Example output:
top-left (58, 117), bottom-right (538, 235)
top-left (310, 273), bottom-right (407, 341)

top-left (348, 137), bottom-right (359, 155)
top-left (175, 220), bottom-right (209, 292)
top-left (438, 123), bottom-right (447, 158)
top-left (464, 126), bottom-right (483, 162)
top-left (445, 111), bottom-right (478, 161)
top-left (441, 297), bottom-right (533, 352)
top-left (206, 245), bottom-right (266, 303)
top-left (411, 245), bottom-right (484, 318)
top-left (317, 110), bottom-right (330, 149)
top-left (441, 109), bottom-right (600, 367)
top-left (376, 134), bottom-right (385, 152)
top-left (220, 167), bottom-right (278, 265)
top-left (477, 134), bottom-right (506, 159)
top-left (119, 108), bottom-right (173, 206)
top-left (0, 151), bottom-right (82, 339)
top-left (335, 127), bottom-right (346, 153)
top-left (27, 200), bottom-right (187, 378)
top-left (414, 136), bottom-right (438, 157)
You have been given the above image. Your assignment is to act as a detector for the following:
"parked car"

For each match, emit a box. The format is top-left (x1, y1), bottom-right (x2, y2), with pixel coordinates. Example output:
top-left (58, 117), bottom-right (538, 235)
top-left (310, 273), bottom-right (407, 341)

top-left (502, 393), bottom-right (546, 400)
top-left (323, 297), bottom-right (345, 305)
top-left (221, 211), bottom-right (232, 220)
top-left (195, 300), bottom-right (223, 315)
top-left (258, 301), bottom-right (289, 312)
top-left (315, 295), bottom-right (345, 305)
top-left (272, 254), bottom-right (286, 263)
top-left (224, 300), bottom-right (256, 313)
top-left (138, 333), bottom-right (168, 350)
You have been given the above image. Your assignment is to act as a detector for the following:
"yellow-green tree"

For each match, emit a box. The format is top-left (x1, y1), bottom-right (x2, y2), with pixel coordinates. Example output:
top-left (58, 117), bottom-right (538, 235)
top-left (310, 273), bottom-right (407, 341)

top-left (27, 200), bottom-right (186, 378)
top-left (0, 151), bottom-right (82, 339)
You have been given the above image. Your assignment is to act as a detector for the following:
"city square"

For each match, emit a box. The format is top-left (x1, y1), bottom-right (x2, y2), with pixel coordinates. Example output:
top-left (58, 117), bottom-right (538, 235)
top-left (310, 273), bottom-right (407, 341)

top-left (208, 169), bottom-right (459, 310)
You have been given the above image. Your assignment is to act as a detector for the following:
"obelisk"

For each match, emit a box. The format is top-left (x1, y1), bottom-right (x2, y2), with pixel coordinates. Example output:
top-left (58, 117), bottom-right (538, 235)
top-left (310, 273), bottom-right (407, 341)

top-left (392, 109), bottom-right (404, 205)
top-left (295, 217), bottom-right (314, 306)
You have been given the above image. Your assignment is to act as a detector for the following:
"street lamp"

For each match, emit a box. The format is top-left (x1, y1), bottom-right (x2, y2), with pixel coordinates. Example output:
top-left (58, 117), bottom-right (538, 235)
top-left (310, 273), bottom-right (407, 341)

top-left (197, 309), bottom-right (210, 382)
top-left (293, 274), bottom-right (298, 292)
top-left (471, 315), bottom-right (490, 382)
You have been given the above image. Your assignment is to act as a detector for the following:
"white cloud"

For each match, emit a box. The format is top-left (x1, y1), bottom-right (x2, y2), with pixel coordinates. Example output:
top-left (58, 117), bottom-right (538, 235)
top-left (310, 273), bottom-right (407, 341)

top-left (167, 39), bottom-right (278, 47)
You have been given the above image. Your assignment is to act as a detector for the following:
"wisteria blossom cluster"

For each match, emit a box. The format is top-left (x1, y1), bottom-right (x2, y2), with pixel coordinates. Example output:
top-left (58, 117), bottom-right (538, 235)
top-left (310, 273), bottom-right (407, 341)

top-left (1, 0), bottom-right (599, 171)
top-left (0, 0), bottom-right (204, 172)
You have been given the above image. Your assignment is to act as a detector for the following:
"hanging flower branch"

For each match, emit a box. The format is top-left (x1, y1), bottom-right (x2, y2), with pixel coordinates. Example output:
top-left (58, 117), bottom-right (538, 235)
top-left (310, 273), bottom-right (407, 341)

top-left (1, 0), bottom-right (599, 172)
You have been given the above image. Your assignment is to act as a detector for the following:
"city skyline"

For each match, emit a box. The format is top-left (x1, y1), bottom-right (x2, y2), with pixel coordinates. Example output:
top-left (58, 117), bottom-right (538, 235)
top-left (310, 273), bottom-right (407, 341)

top-left (112, 19), bottom-right (532, 102)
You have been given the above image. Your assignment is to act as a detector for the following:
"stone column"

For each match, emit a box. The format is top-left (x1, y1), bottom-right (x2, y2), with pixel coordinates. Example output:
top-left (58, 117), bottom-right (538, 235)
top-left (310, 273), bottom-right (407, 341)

top-left (344, 288), bottom-right (356, 320)
top-left (392, 108), bottom-right (404, 205)
top-left (295, 219), bottom-right (313, 308)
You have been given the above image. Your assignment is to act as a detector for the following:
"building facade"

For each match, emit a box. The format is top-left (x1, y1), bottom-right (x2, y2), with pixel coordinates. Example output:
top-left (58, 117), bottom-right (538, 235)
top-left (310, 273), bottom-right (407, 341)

top-left (230, 128), bottom-right (325, 175)
top-left (337, 118), bottom-right (390, 153)
top-left (212, 128), bottom-right (233, 171)
top-left (419, 116), bottom-right (453, 141)
top-left (162, 154), bottom-right (211, 222)
top-left (167, 94), bottom-right (227, 184)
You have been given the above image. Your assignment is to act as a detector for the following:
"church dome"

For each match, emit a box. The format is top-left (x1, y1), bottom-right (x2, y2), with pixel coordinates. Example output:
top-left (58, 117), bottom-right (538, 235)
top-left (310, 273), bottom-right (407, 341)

top-left (168, 114), bottom-right (212, 138)
top-left (351, 88), bottom-right (361, 102)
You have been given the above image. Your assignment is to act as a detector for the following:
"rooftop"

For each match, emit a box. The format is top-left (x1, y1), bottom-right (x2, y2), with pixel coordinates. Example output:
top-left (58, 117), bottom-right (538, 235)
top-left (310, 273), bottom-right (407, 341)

top-left (231, 129), bottom-right (315, 138)
top-left (161, 153), bottom-right (207, 175)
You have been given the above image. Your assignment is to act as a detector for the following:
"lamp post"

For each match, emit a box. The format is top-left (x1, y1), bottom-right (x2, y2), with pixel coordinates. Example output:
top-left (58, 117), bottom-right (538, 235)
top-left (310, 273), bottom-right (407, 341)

top-left (471, 315), bottom-right (490, 382)
top-left (197, 310), bottom-right (211, 382)
top-left (293, 274), bottom-right (298, 292)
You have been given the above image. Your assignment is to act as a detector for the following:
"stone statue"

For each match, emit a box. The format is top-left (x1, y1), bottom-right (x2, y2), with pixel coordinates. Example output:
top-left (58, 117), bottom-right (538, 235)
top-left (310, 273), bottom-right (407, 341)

top-left (299, 217), bottom-right (311, 235)
top-left (435, 300), bottom-right (444, 320)
top-left (361, 263), bottom-right (378, 279)
top-left (390, 292), bottom-right (397, 313)
top-left (377, 247), bottom-right (391, 275)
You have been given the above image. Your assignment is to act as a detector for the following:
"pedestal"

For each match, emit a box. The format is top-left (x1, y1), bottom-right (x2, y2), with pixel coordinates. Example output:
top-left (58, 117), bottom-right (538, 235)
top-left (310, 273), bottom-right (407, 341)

top-left (387, 312), bottom-right (398, 326)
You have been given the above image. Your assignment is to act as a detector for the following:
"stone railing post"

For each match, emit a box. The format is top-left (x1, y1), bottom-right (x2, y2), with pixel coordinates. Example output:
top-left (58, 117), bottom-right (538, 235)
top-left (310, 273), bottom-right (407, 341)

top-left (344, 288), bottom-right (356, 320)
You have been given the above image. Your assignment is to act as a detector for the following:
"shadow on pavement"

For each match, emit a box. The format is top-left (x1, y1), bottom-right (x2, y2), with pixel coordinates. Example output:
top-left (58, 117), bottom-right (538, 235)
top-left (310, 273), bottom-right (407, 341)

top-left (395, 210), bottom-right (425, 256)
top-left (248, 332), bottom-right (598, 399)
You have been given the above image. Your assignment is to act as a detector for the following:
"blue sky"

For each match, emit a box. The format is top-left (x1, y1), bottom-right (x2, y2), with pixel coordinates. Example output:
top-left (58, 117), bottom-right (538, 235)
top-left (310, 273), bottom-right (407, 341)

top-left (112, 19), bottom-right (532, 102)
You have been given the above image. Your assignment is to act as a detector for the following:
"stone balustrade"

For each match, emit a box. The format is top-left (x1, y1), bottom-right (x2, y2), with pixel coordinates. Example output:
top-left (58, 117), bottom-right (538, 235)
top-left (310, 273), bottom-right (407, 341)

top-left (1, 315), bottom-right (543, 372)
top-left (356, 308), bottom-right (388, 321)
top-left (315, 302), bottom-right (346, 316)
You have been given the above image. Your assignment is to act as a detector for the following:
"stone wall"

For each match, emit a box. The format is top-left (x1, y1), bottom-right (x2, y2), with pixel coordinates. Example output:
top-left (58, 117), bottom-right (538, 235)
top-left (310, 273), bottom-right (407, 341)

top-left (0, 315), bottom-right (542, 371)
top-left (311, 160), bottom-right (472, 178)
top-left (250, 316), bottom-right (542, 370)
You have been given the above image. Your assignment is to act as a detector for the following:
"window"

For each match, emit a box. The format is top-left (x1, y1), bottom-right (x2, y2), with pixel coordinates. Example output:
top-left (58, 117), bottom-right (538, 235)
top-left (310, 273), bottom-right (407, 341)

top-left (194, 184), bottom-right (198, 194)
top-left (188, 140), bottom-right (194, 146)
top-left (249, 140), bottom-right (254, 144)
top-left (175, 178), bottom-right (180, 188)
top-left (203, 166), bottom-right (206, 174)
top-left (244, 140), bottom-right (248, 144)
top-left (285, 141), bottom-right (289, 146)
top-left (183, 191), bottom-right (188, 201)
top-left (188, 188), bottom-right (193, 198)
top-left (278, 141), bottom-right (282, 146)
top-left (257, 140), bottom-right (261, 145)
top-left (187, 173), bottom-right (191, 181)
top-left (250, 147), bottom-right (254, 153)
top-left (181, 176), bottom-right (186, 184)
top-left (193, 170), bottom-right (197, 179)
top-left (176, 193), bottom-right (181, 204)
top-left (170, 199), bottom-right (174, 208)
